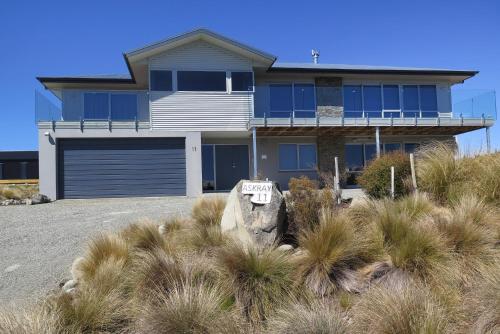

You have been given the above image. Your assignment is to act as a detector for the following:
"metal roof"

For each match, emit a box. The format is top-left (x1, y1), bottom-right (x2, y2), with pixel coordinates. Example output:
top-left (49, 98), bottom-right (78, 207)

top-left (270, 62), bottom-right (478, 77)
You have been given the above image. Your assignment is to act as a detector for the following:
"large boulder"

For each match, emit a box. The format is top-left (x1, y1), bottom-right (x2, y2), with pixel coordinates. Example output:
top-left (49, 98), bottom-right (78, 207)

top-left (220, 180), bottom-right (287, 247)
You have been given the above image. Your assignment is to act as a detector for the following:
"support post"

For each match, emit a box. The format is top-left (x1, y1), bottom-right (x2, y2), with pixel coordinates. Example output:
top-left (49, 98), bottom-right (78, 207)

top-left (410, 153), bottom-right (417, 191)
top-left (375, 126), bottom-right (381, 158)
top-left (334, 156), bottom-right (341, 204)
top-left (252, 127), bottom-right (258, 179)
top-left (486, 127), bottom-right (491, 153)
top-left (390, 166), bottom-right (395, 199)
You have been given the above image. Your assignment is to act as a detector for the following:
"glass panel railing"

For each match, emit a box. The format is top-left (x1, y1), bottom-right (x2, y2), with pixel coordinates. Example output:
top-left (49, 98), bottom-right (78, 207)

top-left (452, 89), bottom-right (496, 120)
top-left (35, 90), bottom-right (62, 122)
top-left (254, 85), bottom-right (496, 120)
top-left (35, 90), bottom-right (150, 123)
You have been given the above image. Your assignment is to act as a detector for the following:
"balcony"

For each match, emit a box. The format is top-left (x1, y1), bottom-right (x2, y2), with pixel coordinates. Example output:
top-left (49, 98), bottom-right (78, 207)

top-left (35, 90), bottom-right (150, 130)
top-left (250, 86), bottom-right (496, 130)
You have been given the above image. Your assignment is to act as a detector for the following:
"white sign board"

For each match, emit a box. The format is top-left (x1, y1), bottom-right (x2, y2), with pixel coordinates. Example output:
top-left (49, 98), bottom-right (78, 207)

top-left (241, 181), bottom-right (273, 204)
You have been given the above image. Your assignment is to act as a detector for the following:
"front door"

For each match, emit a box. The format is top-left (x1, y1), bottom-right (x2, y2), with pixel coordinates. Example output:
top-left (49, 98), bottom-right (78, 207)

top-left (215, 145), bottom-right (249, 191)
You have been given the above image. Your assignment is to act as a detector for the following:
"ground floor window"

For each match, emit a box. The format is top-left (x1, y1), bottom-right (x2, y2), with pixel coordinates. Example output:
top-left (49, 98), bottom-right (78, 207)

top-left (278, 143), bottom-right (317, 171)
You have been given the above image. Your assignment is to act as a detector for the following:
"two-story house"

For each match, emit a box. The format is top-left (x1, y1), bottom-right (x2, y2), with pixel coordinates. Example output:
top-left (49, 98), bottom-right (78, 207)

top-left (36, 29), bottom-right (496, 199)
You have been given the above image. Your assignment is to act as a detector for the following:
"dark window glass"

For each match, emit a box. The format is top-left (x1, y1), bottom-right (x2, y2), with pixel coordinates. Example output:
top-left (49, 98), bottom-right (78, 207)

top-left (403, 85), bottom-right (419, 110)
top-left (177, 71), bottom-right (226, 91)
top-left (345, 144), bottom-right (364, 171)
top-left (202, 145), bottom-right (215, 191)
top-left (294, 84), bottom-right (315, 111)
top-left (419, 85), bottom-right (437, 111)
top-left (279, 144), bottom-right (298, 170)
top-left (231, 72), bottom-right (253, 92)
top-left (404, 143), bottom-right (420, 154)
top-left (385, 143), bottom-right (401, 153)
top-left (344, 85), bottom-right (362, 112)
top-left (84, 93), bottom-right (109, 119)
top-left (270, 84), bottom-right (293, 113)
top-left (298, 144), bottom-right (317, 170)
top-left (150, 70), bottom-right (172, 91)
top-left (110, 94), bottom-right (137, 120)
top-left (364, 144), bottom-right (379, 164)
top-left (363, 86), bottom-right (382, 112)
top-left (383, 85), bottom-right (400, 110)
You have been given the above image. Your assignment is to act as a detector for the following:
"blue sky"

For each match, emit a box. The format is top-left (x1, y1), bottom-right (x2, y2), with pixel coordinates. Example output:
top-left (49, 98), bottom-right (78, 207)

top-left (0, 0), bottom-right (498, 151)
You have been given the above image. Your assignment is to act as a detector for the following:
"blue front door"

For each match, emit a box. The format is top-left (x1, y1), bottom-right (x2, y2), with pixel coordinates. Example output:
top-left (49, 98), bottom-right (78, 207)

top-left (215, 145), bottom-right (249, 191)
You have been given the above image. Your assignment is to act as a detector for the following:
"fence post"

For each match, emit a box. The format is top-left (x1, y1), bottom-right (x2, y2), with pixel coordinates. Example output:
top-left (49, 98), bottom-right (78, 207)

top-left (334, 156), bottom-right (341, 204)
top-left (390, 166), bottom-right (395, 199)
top-left (410, 153), bottom-right (417, 192)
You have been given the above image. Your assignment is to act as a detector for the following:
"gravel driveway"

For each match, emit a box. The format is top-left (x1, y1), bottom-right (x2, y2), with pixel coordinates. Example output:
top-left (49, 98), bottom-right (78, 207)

top-left (0, 196), bottom-right (203, 305)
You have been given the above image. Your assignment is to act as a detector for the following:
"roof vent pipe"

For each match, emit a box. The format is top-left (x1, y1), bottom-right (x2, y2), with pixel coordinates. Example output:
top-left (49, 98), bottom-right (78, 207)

top-left (311, 49), bottom-right (320, 64)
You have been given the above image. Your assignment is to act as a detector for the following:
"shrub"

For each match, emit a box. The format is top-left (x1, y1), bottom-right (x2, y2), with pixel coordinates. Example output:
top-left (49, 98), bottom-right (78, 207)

top-left (191, 197), bottom-right (226, 227)
top-left (266, 299), bottom-right (348, 334)
top-left (351, 277), bottom-right (450, 334)
top-left (295, 209), bottom-right (382, 296)
top-left (358, 151), bottom-right (412, 199)
top-left (286, 176), bottom-right (335, 234)
top-left (217, 243), bottom-right (295, 324)
top-left (132, 281), bottom-right (243, 334)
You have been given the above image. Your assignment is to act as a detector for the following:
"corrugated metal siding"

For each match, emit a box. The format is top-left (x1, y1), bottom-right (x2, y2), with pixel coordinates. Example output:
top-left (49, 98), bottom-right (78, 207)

top-left (150, 40), bottom-right (252, 70)
top-left (151, 91), bottom-right (252, 131)
top-left (58, 138), bottom-right (186, 198)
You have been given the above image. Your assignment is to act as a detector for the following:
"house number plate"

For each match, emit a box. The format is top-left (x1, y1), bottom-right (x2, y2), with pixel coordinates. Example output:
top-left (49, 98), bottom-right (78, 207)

top-left (241, 181), bottom-right (273, 204)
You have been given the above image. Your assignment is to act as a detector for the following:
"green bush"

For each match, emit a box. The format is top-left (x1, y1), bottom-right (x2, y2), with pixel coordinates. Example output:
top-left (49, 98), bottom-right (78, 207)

top-left (358, 152), bottom-right (412, 199)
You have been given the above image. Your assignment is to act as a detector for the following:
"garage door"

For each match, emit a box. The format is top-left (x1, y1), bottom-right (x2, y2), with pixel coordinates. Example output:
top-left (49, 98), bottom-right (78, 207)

top-left (58, 138), bottom-right (186, 199)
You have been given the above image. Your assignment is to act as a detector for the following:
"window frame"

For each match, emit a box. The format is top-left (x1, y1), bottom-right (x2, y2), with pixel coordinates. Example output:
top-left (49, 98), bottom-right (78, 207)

top-left (176, 70), bottom-right (227, 92)
top-left (278, 143), bottom-right (317, 172)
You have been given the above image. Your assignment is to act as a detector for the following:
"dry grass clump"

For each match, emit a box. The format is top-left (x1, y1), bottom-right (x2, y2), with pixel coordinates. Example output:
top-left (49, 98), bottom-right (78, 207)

top-left (191, 196), bottom-right (226, 227)
top-left (286, 176), bottom-right (335, 234)
top-left (132, 280), bottom-right (243, 334)
top-left (0, 184), bottom-right (38, 200)
top-left (351, 276), bottom-right (450, 334)
top-left (266, 299), bottom-right (348, 334)
top-left (217, 243), bottom-right (295, 324)
top-left (72, 233), bottom-right (129, 283)
top-left (120, 220), bottom-right (172, 253)
top-left (417, 142), bottom-right (500, 205)
top-left (0, 301), bottom-right (66, 334)
top-left (295, 209), bottom-right (382, 296)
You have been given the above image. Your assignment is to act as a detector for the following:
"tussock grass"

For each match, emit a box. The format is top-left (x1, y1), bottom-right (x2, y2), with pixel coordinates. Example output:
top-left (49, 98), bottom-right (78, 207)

top-left (0, 301), bottom-right (65, 334)
top-left (266, 299), bottom-right (348, 334)
top-left (217, 243), bottom-right (295, 324)
top-left (192, 196), bottom-right (226, 227)
top-left (0, 184), bottom-right (38, 200)
top-left (72, 233), bottom-right (129, 283)
top-left (132, 280), bottom-right (243, 334)
top-left (351, 277), bottom-right (450, 334)
top-left (295, 209), bottom-right (382, 296)
top-left (120, 220), bottom-right (172, 253)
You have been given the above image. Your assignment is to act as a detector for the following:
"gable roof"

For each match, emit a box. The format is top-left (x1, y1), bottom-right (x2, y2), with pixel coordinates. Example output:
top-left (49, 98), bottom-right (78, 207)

top-left (124, 28), bottom-right (277, 66)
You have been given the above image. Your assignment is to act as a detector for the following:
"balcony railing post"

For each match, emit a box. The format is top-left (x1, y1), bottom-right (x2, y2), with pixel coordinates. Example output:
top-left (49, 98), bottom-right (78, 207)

top-left (135, 116), bottom-right (139, 132)
top-left (80, 118), bottom-right (84, 132)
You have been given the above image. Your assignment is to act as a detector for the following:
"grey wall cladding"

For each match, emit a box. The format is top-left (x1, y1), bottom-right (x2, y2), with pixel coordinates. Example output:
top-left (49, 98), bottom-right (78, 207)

top-left (57, 138), bottom-right (186, 198)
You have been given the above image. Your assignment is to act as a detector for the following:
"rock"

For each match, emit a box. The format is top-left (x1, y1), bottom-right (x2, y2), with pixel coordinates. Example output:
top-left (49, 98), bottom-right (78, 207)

top-left (30, 194), bottom-right (51, 205)
top-left (277, 244), bottom-right (294, 251)
top-left (62, 279), bottom-right (77, 292)
top-left (220, 180), bottom-right (287, 247)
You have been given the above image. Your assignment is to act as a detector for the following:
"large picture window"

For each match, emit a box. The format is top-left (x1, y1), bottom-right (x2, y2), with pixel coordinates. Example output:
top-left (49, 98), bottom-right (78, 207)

top-left (343, 85), bottom-right (363, 117)
top-left (177, 71), bottom-right (226, 91)
top-left (270, 84), bottom-right (293, 115)
top-left (269, 83), bottom-right (316, 117)
top-left (150, 70), bottom-right (172, 91)
top-left (363, 85), bottom-right (382, 117)
top-left (110, 94), bottom-right (137, 120)
top-left (231, 72), bottom-right (253, 92)
top-left (278, 144), bottom-right (316, 171)
top-left (84, 93), bottom-right (109, 119)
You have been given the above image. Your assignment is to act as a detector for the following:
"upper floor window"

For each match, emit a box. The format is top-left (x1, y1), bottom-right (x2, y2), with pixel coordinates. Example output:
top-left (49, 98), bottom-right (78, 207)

top-left (269, 83), bottom-right (315, 117)
top-left (231, 72), bottom-right (254, 92)
top-left (363, 85), bottom-right (382, 117)
top-left (278, 143), bottom-right (317, 171)
top-left (83, 92), bottom-right (137, 120)
top-left (177, 71), bottom-right (226, 91)
top-left (343, 85), bottom-right (363, 117)
top-left (84, 93), bottom-right (109, 119)
top-left (150, 70), bottom-right (172, 91)
top-left (403, 85), bottom-right (437, 117)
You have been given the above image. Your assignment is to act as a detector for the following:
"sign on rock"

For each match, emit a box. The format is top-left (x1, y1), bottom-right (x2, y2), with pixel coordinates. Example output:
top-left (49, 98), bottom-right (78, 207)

top-left (241, 181), bottom-right (273, 204)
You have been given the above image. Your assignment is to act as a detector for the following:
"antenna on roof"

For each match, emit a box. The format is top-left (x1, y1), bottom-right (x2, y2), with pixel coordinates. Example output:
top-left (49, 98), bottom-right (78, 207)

top-left (311, 49), bottom-right (320, 64)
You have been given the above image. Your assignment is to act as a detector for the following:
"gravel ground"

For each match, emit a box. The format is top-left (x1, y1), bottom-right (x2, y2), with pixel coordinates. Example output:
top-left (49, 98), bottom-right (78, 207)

top-left (0, 196), bottom-right (203, 305)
